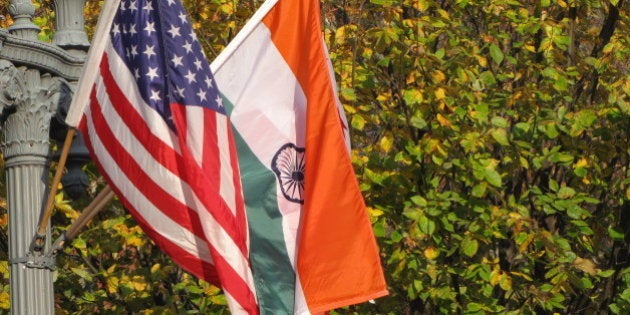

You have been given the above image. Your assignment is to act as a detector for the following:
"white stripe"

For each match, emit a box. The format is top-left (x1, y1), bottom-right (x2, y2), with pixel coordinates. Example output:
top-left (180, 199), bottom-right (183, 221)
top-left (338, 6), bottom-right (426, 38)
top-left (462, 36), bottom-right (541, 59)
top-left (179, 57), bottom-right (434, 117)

top-left (210, 0), bottom-right (279, 74)
top-left (185, 105), bottom-right (205, 166)
top-left (90, 74), bottom-right (256, 296)
top-left (83, 107), bottom-right (213, 264)
top-left (217, 115), bottom-right (238, 216)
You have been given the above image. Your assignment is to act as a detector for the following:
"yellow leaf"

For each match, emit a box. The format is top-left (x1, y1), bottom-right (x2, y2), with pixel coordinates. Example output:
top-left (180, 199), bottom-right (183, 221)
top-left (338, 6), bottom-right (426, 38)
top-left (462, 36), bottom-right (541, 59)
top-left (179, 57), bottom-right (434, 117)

top-left (499, 273), bottom-right (513, 291)
top-left (368, 207), bottom-right (384, 218)
top-left (432, 70), bottom-right (446, 83)
top-left (106, 276), bottom-right (119, 294)
top-left (0, 292), bottom-right (9, 309)
top-left (436, 113), bottom-right (451, 127)
top-left (150, 263), bottom-right (161, 274)
top-left (423, 246), bottom-right (439, 260)
top-left (379, 136), bottom-right (393, 153)
top-left (126, 236), bottom-right (144, 247)
top-left (204, 284), bottom-right (222, 296)
top-left (573, 257), bottom-right (600, 276)
top-left (220, 3), bottom-right (234, 14)
top-left (434, 87), bottom-right (446, 100)
top-left (575, 158), bottom-right (588, 168)
top-left (510, 271), bottom-right (533, 281)
top-left (490, 269), bottom-right (501, 286)
top-left (415, 0), bottom-right (430, 11)
top-left (131, 275), bottom-right (148, 291)
top-left (476, 55), bottom-right (488, 67)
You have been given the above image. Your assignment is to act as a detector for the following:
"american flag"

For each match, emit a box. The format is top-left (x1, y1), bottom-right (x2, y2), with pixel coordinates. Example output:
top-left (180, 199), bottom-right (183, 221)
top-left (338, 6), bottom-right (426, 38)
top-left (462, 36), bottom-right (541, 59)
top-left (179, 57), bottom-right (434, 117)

top-left (67, 0), bottom-right (258, 312)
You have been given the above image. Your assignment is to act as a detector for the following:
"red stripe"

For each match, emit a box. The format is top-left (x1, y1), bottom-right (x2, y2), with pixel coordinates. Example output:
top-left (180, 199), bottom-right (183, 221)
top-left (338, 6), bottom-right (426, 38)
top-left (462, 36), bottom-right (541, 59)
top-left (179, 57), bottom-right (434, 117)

top-left (206, 242), bottom-right (259, 314)
top-left (227, 125), bottom-right (248, 244)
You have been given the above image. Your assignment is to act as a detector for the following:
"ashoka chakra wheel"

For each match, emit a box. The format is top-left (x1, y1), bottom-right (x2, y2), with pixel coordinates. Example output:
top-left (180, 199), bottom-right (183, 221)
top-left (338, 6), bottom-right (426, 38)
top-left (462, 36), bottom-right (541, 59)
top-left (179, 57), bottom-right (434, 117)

top-left (271, 143), bottom-right (305, 204)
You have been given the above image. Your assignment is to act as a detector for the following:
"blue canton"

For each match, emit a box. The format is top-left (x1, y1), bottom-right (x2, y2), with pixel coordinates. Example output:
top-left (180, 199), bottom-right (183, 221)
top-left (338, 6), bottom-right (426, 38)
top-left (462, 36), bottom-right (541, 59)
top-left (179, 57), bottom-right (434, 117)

top-left (111, 0), bottom-right (224, 130)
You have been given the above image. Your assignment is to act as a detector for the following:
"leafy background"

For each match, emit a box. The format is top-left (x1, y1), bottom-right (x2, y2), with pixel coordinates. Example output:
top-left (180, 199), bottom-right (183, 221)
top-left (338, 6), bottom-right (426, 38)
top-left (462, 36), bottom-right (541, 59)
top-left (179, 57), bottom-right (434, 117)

top-left (0, 0), bottom-right (628, 313)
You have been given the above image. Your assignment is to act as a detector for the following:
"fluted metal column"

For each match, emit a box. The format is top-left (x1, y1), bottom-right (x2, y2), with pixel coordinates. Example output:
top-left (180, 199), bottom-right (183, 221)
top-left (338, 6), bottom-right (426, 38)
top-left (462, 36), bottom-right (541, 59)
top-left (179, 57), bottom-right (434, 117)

top-left (2, 1), bottom-right (55, 313)
top-left (0, 62), bottom-right (60, 314)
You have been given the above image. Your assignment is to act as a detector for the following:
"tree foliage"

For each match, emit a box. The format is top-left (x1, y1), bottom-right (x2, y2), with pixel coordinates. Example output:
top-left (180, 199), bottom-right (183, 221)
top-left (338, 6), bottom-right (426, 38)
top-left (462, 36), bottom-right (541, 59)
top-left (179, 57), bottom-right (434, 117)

top-left (1, 0), bottom-right (629, 313)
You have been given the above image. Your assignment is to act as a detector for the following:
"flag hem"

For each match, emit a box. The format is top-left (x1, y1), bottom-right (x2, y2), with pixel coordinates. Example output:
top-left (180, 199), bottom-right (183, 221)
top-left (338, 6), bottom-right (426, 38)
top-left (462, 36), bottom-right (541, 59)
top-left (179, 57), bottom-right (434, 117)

top-left (309, 290), bottom-right (390, 314)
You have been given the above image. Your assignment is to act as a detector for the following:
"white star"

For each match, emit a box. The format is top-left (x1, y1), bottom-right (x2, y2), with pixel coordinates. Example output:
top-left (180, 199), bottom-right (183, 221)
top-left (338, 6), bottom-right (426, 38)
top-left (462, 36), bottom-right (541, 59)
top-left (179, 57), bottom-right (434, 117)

top-left (194, 58), bottom-right (203, 70)
top-left (171, 54), bottom-right (183, 67)
top-left (128, 23), bottom-right (137, 36)
top-left (215, 95), bottom-right (224, 108)
top-left (183, 41), bottom-right (193, 53)
top-left (129, 0), bottom-right (138, 12)
top-left (167, 0), bottom-right (176, 5)
top-left (144, 22), bottom-right (156, 36)
top-left (143, 45), bottom-right (156, 58)
top-left (130, 45), bottom-right (138, 58)
top-left (167, 25), bottom-right (181, 38)
top-left (189, 30), bottom-right (198, 42)
top-left (112, 23), bottom-right (121, 36)
top-left (149, 89), bottom-right (161, 102)
top-left (204, 76), bottom-right (213, 88)
top-left (143, 1), bottom-right (154, 12)
top-left (184, 70), bottom-right (196, 83)
top-left (146, 67), bottom-right (159, 81)
top-left (179, 12), bottom-right (188, 24)
top-left (175, 86), bottom-right (186, 98)
top-left (197, 89), bottom-right (207, 102)
top-left (134, 68), bottom-right (140, 79)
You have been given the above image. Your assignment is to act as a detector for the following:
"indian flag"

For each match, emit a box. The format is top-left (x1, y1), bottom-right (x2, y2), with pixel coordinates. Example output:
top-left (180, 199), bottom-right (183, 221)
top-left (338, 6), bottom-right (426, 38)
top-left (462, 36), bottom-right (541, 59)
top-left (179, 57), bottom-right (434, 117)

top-left (211, 0), bottom-right (388, 313)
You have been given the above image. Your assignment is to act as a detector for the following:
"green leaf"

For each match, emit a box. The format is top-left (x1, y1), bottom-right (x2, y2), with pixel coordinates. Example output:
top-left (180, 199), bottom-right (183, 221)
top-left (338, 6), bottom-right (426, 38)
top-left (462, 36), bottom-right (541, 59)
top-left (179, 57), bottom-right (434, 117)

top-left (411, 116), bottom-right (428, 129)
top-left (403, 89), bottom-right (423, 105)
top-left (472, 182), bottom-right (487, 197)
top-left (484, 168), bottom-right (502, 187)
top-left (491, 116), bottom-right (508, 128)
top-left (489, 44), bottom-right (504, 64)
top-left (491, 128), bottom-right (510, 146)
top-left (608, 226), bottom-right (626, 240)
top-left (461, 237), bottom-right (479, 257)
top-left (557, 186), bottom-right (576, 199)
top-left (419, 216), bottom-right (436, 235)
top-left (598, 269), bottom-right (616, 278)
top-left (71, 267), bottom-right (93, 281)
top-left (351, 115), bottom-right (365, 130)
top-left (549, 179), bottom-right (559, 192)
top-left (340, 87), bottom-right (357, 101)
top-left (411, 195), bottom-right (428, 207)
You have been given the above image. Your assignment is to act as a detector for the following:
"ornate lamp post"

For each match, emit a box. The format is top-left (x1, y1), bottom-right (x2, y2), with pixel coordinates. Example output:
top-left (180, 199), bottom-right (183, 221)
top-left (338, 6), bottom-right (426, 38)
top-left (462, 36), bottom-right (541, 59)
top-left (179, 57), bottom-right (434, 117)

top-left (0, 0), bottom-right (88, 313)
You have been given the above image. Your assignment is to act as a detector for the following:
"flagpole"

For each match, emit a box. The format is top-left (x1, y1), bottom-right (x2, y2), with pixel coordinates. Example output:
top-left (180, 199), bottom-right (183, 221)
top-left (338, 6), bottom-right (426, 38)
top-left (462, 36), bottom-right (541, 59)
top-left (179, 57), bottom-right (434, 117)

top-left (31, 128), bottom-right (76, 251)
top-left (50, 184), bottom-right (115, 253)
top-left (209, 0), bottom-right (278, 73)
